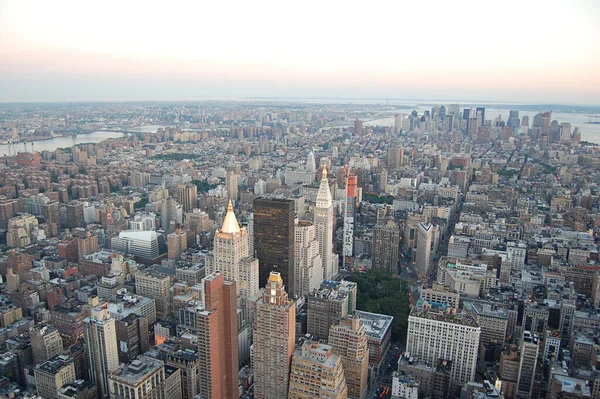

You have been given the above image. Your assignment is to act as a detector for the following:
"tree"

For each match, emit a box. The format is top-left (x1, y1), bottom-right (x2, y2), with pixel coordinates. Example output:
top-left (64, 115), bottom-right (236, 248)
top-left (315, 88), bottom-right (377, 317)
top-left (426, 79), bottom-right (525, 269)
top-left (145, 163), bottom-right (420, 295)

top-left (346, 270), bottom-right (411, 342)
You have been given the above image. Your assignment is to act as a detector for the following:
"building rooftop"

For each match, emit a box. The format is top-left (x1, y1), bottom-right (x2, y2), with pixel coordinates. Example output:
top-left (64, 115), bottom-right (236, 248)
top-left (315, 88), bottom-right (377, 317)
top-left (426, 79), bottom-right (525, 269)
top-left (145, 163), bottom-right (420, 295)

top-left (409, 307), bottom-right (479, 328)
top-left (36, 354), bottom-right (72, 374)
top-left (110, 356), bottom-right (163, 384)
top-left (355, 310), bottom-right (393, 341)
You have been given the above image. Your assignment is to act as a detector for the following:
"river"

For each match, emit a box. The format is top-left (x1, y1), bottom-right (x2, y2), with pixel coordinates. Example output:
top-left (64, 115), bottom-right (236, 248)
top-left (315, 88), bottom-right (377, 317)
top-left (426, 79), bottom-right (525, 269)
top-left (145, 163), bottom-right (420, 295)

top-left (0, 131), bottom-right (124, 156)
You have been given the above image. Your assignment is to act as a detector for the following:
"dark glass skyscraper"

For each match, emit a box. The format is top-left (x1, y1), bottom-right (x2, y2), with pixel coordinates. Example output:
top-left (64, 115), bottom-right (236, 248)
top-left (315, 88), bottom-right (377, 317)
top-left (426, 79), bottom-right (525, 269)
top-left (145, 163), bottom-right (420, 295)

top-left (253, 197), bottom-right (296, 295)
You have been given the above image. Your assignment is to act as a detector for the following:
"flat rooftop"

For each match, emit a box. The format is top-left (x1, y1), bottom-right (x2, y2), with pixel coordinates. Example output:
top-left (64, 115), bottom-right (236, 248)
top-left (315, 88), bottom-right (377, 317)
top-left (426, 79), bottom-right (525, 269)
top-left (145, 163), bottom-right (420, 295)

top-left (355, 310), bottom-right (393, 341)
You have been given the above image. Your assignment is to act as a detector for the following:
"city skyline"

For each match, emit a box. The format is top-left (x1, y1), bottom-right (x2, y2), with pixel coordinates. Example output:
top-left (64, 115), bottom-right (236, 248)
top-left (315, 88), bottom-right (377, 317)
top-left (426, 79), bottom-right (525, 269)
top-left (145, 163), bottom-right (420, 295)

top-left (1, 0), bottom-right (599, 104)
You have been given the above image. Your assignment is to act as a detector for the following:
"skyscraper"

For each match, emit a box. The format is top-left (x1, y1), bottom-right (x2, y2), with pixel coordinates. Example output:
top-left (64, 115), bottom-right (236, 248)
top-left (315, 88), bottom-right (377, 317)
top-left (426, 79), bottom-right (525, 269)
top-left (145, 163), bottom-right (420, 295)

top-left (328, 316), bottom-right (369, 399)
top-left (372, 209), bottom-right (400, 273)
top-left (306, 151), bottom-right (317, 174)
top-left (294, 221), bottom-right (323, 297)
top-left (177, 184), bottom-right (198, 212)
top-left (315, 165), bottom-right (336, 280)
top-left (84, 305), bottom-right (120, 398)
top-left (354, 119), bottom-right (363, 136)
top-left (416, 223), bottom-right (433, 277)
top-left (288, 341), bottom-right (348, 399)
top-left (517, 331), bottom-right (539, 398)
top-left (226, 171), bottom-right (239, 202)
top-left (253, 272), bottom-right (296, 399)
top-left (343, 174), bottom-right (357, 269)
top-left (253, 197), bottom-right (296, 296)
top-left (197, 272), bottom-right (239, 399)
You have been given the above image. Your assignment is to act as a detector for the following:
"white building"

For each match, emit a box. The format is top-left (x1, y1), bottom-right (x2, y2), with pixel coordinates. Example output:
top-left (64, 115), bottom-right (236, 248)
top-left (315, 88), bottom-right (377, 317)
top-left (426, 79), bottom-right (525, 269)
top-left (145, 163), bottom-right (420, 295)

top-left (111, 230), bottom-right (166, 260)
top-left (315, 166), bottom-right (336, 280)
top-left (406, 307), bottom-right (480, 389)
top-left (294, 221), bottom-right (323, 297)
top-left (84, 306), bottom-right (120, 398)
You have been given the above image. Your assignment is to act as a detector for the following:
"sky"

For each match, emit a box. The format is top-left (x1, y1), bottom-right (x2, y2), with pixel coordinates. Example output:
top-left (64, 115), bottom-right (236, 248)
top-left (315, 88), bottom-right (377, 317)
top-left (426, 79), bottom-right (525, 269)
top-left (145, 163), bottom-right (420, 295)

top-left (0, 0), bottom-right (599, 104)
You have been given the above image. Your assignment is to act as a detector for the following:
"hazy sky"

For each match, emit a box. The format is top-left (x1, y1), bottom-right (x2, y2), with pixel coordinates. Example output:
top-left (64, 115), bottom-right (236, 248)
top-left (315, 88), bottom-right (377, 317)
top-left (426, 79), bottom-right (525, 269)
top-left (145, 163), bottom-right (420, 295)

top-left (1, 0), bottom-right (599, 104)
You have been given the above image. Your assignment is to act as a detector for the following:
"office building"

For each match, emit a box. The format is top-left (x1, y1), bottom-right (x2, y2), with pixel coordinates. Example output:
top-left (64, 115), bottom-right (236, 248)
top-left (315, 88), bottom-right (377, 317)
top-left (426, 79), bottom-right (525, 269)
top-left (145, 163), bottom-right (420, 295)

top-left (197, 272), bottom-right (239, 399)
top-left (177, 184), bottom-right (197, 212)
top-left (517, 331), bottom-right (539, 398)
top-left (109, 355), bottom-right (182, 399)
top-left (343, 174), bottom-right (357, 268)
top-left (288, 341), bottom-right (348, 399)
top-left (226, 171), bottom-right (239, 201)
top-left (135, 271), bottom-right (171, 318)
top-left (387, 147), bottom-right (403, 170)
top-left (406, 306), bottom-right (480, 390)
top-left (372, 209), bottom-right (400, 273)
top-left (294, 221), bottom-right (323, 297)
top-left (34, 354), bottom-right (76, 399)
top-left (31, 324), bottom-right (64, 366)
top-left (167, 227), bottom-right (187, 261)
top-left (307, 280), bottom-right (357, 339)
top-left (115, 314), bottom-right (150, 364)
top-left (111, 230), bottom-right (167, 262)
top-left (354, 119), bottom-right (363, 136)
top-left (315, 166), bottom-right (337, 280)
top-left (83, 306), bottom-right (120, 398)
top-left (306, 151), bottom-right (317, 174)
top-left (328, 316), bottom-right (369, 399)
top-left (208, 200), bottom-right (259, 303)
top-left (253, 197), bottom-right (296, 296)
top-left (253, 272), bottom-right (296, 399)
top-left (355, 310), bottom-right (393, 373)
top-left (416, 223), bottom-right (434, 277)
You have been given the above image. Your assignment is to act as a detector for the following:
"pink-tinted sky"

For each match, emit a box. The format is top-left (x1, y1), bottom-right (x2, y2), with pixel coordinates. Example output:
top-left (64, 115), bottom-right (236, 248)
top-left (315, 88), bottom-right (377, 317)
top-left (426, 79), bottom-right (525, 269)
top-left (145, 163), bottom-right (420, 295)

top-left (1, 0), bottom-right (599, 104)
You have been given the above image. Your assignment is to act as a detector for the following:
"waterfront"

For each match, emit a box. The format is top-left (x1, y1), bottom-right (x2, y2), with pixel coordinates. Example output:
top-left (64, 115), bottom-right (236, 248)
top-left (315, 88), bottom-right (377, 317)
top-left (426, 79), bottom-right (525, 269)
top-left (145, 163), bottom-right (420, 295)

top-left (0, 131), bottom-right (124, 156)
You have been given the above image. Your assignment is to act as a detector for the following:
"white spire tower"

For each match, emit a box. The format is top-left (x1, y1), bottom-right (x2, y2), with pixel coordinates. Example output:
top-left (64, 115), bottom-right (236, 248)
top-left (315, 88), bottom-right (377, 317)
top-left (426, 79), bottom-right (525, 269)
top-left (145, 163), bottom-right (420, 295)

top-left (315, 165), bottom-right (336, 280)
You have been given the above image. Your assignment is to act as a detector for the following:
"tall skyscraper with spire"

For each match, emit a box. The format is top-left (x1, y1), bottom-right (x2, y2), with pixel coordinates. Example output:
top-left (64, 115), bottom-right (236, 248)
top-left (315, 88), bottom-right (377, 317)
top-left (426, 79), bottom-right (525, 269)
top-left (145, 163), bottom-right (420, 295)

top-left (253, 272), bottom-right (296, 399)
top-left (315, 165), bottom-right (337, 280)
top-left (208, 200), bottom-right (258, 304)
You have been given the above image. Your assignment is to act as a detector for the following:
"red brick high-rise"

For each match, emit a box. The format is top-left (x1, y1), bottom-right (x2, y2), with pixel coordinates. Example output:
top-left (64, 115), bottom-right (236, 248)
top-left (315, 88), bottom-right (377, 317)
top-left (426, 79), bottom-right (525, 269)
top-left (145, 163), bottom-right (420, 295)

top-left (197, 272), bottom-right (239, 399)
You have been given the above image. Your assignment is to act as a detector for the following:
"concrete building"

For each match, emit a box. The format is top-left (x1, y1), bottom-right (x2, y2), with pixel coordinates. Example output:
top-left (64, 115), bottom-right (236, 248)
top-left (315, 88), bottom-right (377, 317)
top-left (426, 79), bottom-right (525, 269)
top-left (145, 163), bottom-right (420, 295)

top-left (517, 331), bottom-right (539, 398)
top-left (355, 310), bottom-right (393, 373)
top-left (167, 228), bottom-right (187, 261)
top-left (253, 197), bottom-right (296, 296)
top-left (115, 314), bottom-right (150, 365)
top-left (109, 355), bottom-right (182, 399)
top-left (111, 230), bottom-right (167, 262)
top-left (307, 280), bottom-right (357, 339)
top-left (406, 306), bottom-right (480, 390)
top-left (328, 316), bottom-right (369, 399)
top-left (315, 166), bottom-right (337, 280)
top-left (253, 272), bottom-right (296, 399)
top-left (288, 341), bottom-right (348, 399)
top-left (135, 271), bottom-right (171, 318)
top-left (416, 223), bottom-right (434, 277)
top-left (7, 214), bottom-right (38, 248)
top-left (34, 355), bottom-right (76, 399)
top-left (226, 171), bottom-right (238, 201)
top-left (294, 221), bottom-right (323, 297)
top-left (83, 306), bottom-right (120, 398)
top-left (372, 211), bottom-right (400, 273)
top-left (30, 324), bottom-right (64, 366)
top-left (177, 184), bottom-right (197, 212)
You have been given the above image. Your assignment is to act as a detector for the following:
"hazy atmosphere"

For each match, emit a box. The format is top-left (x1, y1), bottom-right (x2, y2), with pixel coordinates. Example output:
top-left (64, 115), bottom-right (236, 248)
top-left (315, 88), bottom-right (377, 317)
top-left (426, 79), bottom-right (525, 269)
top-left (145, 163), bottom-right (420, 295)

top-left (1, 0), bottom-right (599, 104)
